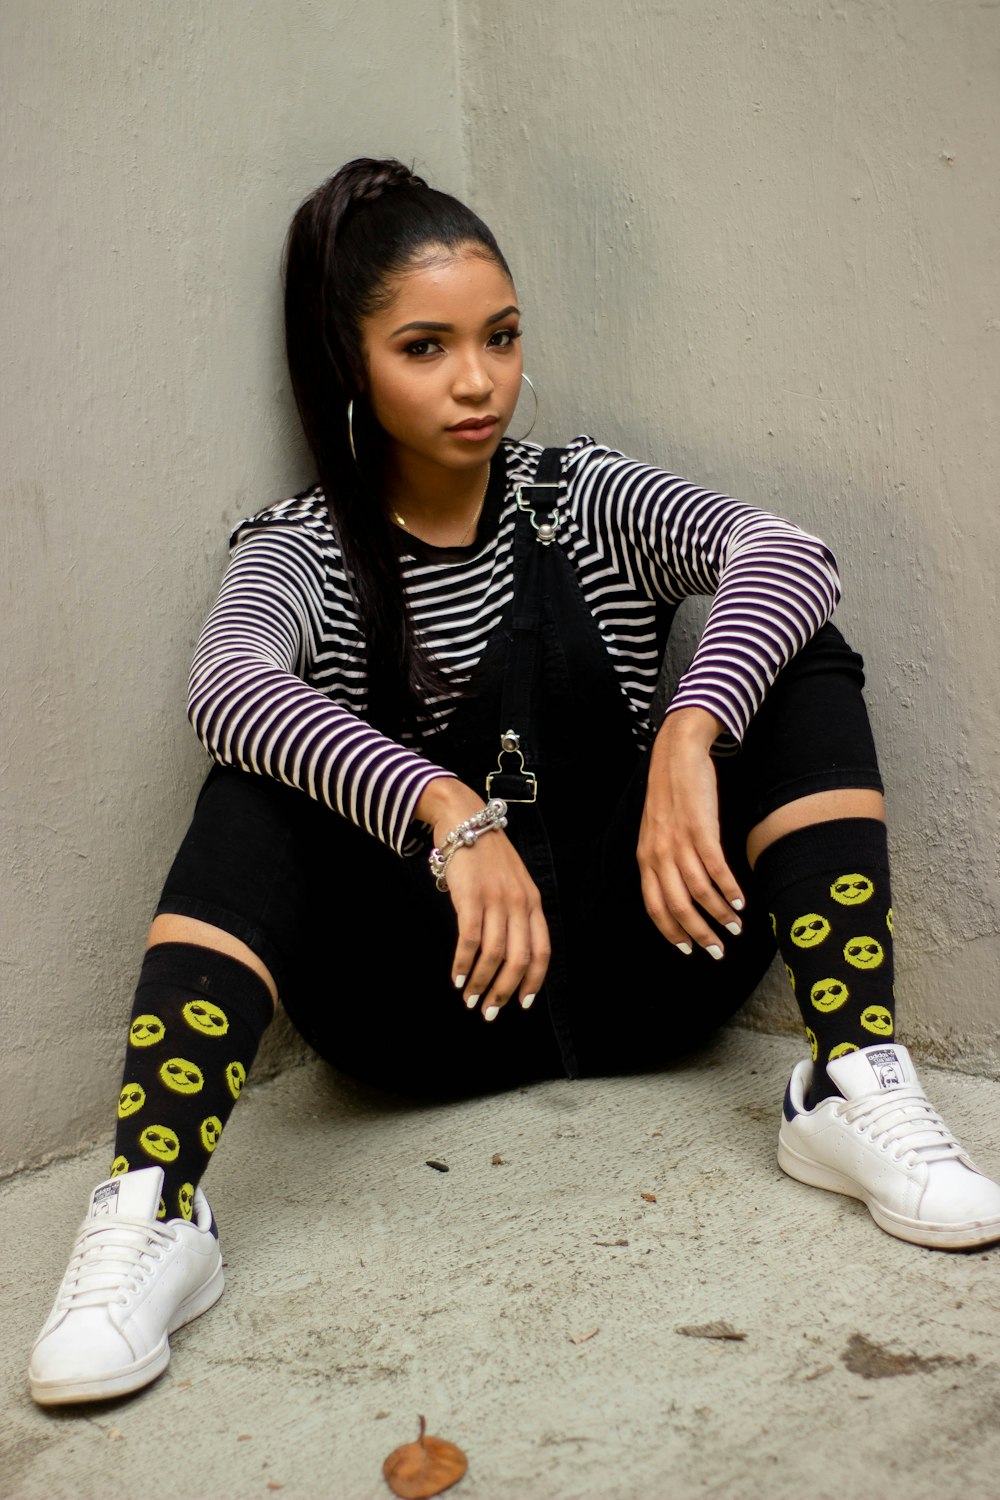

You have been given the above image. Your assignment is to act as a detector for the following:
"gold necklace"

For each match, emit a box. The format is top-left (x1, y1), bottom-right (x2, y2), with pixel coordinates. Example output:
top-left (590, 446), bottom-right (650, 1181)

top-left (392, 471), bottom-right (490, 546)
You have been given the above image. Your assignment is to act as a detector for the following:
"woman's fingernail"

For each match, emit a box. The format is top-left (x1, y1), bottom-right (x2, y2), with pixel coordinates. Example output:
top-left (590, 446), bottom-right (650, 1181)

top-left (521, 993), bottom-right (536, 1010)
top-left (731, 898), bottom-right (745, 912)
top-left (725, 921), bottom-right (742, 936)
top-left (466, 994), bottom-right (480, 1009)
top-left (706, 944), bottom-right (724, 961)
top-left (676, 942), bottom-right (693, 956)
top-left (454, 974), bottom-right (467, 990)
top-left (484, 1005), bottom-right (500, 1022)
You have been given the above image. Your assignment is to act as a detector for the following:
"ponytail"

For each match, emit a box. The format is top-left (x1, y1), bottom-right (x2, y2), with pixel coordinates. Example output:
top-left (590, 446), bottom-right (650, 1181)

top-left (283, 157), bottom-right (512, 731)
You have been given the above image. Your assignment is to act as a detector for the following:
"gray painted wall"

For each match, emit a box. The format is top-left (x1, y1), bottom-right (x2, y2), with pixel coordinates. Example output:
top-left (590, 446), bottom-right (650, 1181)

top-left (4, 0), bottom-right (998, 1176)
top-left (458, 0), bottom-right (1000, 1078)
top-left (1, 0), bottom-right (465, 1175)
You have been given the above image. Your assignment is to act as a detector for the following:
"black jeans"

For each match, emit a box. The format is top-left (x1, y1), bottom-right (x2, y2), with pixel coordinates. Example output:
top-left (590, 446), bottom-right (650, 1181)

top-left (157, 623), bottom-right (883, 1094)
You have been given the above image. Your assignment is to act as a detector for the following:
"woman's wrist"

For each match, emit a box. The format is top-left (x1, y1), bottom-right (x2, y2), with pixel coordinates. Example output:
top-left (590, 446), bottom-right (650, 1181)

top-left (414, 777), bottom-right (486, 843)
top-left (657, 705), bottom-right (725, 752)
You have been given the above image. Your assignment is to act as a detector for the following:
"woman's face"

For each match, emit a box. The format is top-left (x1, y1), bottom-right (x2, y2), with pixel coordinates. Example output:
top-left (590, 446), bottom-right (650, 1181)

top-left (359, 245), bottom-right (523, 479)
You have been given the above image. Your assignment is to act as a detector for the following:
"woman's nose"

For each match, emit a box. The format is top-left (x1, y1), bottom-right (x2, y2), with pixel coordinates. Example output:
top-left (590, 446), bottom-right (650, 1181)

top-left (452, 353), bottom-right (493, 400)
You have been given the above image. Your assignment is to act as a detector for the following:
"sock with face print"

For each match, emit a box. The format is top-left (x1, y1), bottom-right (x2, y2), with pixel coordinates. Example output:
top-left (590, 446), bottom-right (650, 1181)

top-left (752, 818), bottom-right (896, 1108)
top-left (111, 943), bottom-right (273, 1225)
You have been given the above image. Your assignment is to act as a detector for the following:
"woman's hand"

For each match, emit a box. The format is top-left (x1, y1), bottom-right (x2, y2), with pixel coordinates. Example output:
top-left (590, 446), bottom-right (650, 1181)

top-left (637, 708), bottom-right (745, 958)
top-left (416, 780), bottom-right (551, 1019)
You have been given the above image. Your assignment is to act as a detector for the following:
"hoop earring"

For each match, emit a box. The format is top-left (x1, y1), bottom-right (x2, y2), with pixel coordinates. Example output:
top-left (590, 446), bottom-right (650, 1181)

top-left (515, 373), bottom-right (538, 441)
top-left (346, 399), bottom-right (358, 465)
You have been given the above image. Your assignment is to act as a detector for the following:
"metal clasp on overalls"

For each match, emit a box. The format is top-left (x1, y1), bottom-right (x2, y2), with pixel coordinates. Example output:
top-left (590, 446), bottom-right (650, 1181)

top-left (514, 481), bottom-right (563, 545)
top-left (485, 728), bottom-right (538, 803)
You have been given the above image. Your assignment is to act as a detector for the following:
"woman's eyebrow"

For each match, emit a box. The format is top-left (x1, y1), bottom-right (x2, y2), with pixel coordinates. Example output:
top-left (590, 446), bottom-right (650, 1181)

top-left (389, 305), bottom-right (521, 338)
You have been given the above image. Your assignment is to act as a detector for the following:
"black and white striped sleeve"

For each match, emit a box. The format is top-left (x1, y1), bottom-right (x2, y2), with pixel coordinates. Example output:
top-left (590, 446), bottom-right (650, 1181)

top-left (186, 525), bottom-right (455, 855)
top-left (569, 445), bottom-right (842, 743)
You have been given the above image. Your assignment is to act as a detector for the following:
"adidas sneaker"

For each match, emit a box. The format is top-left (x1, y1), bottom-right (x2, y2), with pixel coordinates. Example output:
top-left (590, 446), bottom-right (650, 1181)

top-left (778, 1043), bottom-right (1000, 1249)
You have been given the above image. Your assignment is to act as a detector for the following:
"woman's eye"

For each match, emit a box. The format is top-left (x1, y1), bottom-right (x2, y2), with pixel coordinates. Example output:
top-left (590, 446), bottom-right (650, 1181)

top-left (404, 339), bottom-right (442, 357)
top-left (488, 328), bottom-right (522, 349)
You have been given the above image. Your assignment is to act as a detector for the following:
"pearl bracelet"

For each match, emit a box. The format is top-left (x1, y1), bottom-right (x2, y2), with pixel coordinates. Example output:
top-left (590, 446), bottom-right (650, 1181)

top-left (428, 798), bottom-right (509, 891)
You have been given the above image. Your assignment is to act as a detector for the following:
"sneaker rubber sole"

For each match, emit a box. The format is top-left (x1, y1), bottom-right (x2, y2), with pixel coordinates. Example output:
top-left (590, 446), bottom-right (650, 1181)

top-left (29, 1261), bottom-right (224, 1405)
top-left (778, 1135), bottom-right (1000, 1250)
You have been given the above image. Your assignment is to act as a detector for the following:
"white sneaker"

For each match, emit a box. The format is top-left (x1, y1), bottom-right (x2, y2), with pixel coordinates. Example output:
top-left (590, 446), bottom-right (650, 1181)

top-left (778, 1043), bottom-right (1000, 1249)
top-left (29, 1165), bottom-right (224, 1404)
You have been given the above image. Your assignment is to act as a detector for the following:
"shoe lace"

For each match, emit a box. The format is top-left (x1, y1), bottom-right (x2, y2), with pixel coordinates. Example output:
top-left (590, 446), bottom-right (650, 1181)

top-left (835, 1084), bottom-right (966, 1168)
top-left (57, 1216), bottom-right (179, 1311)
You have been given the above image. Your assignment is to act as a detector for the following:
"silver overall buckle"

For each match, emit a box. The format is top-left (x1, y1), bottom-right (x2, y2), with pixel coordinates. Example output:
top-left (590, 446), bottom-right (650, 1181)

top-left (485, 728), bottom-right (538, 803)
top-left (514, 481), bottom-right (563, 545)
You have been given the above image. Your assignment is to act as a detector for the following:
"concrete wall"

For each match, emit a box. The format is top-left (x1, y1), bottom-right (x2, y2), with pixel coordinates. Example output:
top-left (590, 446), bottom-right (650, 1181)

top-left (1, 0), bottom-right (465, 1175)
top-left (4, 0), bottom-right (998, 1177)
top-left (458, 0), bottom-right (1000, 1075)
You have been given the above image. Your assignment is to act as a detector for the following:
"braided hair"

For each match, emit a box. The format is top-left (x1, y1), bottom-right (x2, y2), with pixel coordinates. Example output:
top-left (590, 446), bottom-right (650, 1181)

top-left (283, 157), bottom-right (513, 730)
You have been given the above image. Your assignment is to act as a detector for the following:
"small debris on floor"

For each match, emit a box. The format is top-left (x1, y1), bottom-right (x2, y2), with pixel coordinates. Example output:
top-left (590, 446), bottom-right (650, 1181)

top-left (425, 1160), bottom-right (449, 1173)
top-left (594, 1238), bottom-right (629, 1247)
top-left (568, 1327), bottom-right (600, 1345)
top-left (490, 1153), bottom-right (508, 1165)
top-left (676, 1321), bottom-right (747, 1341)
top-left (640, 1192), bottom-right (657, 1203)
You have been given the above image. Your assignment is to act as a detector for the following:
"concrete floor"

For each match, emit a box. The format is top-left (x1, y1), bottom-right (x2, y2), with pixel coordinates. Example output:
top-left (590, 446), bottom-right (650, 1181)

top-left (3, 1027), bottom-right (1000, 1500)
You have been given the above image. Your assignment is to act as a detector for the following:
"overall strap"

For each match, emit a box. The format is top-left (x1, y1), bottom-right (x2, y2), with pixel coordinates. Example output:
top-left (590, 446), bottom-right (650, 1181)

top-left (486, 448), bottom-right (567, 804)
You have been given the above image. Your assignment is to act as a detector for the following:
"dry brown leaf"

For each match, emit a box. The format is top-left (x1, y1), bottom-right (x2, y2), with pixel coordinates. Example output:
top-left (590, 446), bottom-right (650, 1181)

top-left (490, 1153), bottom-right (508, 1166)
top-left (383, 1415), bottom-right (468, 1499)
top-left (568, 1327), bottom-right (600, 1345)
top-left (640, 1192), bottom-right (657, 1203)
top-left (266, 1486), bottom-right (284, 1493)
top-left (675, 1321), bottom-right (746, 1341)
top-left (650, 1131), bottom-right (663, 1137)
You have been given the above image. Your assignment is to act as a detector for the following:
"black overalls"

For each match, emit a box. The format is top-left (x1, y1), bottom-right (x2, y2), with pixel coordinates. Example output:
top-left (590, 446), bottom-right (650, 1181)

top-left (158, 448), bottom-right (882, 1095)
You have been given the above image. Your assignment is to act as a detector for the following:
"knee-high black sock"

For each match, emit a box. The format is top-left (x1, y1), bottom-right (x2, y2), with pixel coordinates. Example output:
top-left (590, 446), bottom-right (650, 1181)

top-left (111, 943), bottom-right (273, 1222)
top-left (753, 818), bottom-right (896, 1107)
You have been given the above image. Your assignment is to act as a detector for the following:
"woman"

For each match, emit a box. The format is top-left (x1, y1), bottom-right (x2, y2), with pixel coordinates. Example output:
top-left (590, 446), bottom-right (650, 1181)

top-left (29, 158), bottom-right (1000, 1406)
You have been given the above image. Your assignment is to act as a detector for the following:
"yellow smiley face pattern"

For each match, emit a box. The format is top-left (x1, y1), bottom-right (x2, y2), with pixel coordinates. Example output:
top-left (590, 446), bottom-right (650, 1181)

top-left (110, 990), bottom-right (251, 1221)
top-left (771, 865), bottom-right (896, 1071)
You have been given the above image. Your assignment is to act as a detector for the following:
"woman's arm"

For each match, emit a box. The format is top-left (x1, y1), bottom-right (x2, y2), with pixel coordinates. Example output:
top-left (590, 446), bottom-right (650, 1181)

top-left (188, 523), bottom-right (551, 1006)
top-left (187, 524), bottom-right (457, 857)
top-left (569, 443), bottom-right (842, 952)
top-left (568, 443), bottom-right (842, 744)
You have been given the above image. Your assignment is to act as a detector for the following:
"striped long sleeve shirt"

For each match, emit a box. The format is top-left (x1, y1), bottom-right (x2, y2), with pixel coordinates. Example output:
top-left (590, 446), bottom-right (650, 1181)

top-left (187, 436), bottom-right (841, 855)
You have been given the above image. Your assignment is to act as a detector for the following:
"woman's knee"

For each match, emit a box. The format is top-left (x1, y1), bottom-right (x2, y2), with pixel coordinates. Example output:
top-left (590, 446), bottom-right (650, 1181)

top-left (147, 915), bottom-right (279, 1008)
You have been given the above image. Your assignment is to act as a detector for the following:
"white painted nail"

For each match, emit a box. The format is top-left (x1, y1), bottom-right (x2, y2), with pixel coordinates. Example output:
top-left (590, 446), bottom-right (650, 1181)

top-left (484, 1005), bottom-right (500, 1022)
top-left (706, 944), bottom-right (724, 961)
top-left (465, 994), bottom-right (480, 1009)
top-left (725, 922), bottom-right (742, 936)
top-left (731, 898), bottom-right (745, 912)
top-left (454, 974), bottom-right (467, 990)
top-left (521, 993), bottom-right (536, 1010)
top-left (676, 942), bottom-right (693, 956)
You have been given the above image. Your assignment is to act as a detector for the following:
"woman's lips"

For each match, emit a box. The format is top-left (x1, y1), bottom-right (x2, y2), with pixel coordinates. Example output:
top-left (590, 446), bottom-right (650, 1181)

top-left (447, 417), bottom-right (499, 442)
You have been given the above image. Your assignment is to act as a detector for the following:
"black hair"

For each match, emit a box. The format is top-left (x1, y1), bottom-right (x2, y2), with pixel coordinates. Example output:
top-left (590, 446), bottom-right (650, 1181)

top-left (283, 157), bottom-right (513, 730)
